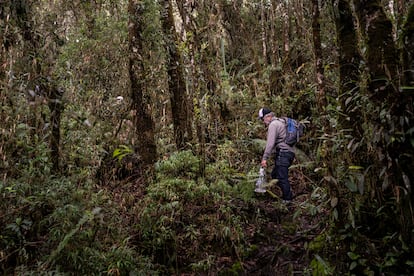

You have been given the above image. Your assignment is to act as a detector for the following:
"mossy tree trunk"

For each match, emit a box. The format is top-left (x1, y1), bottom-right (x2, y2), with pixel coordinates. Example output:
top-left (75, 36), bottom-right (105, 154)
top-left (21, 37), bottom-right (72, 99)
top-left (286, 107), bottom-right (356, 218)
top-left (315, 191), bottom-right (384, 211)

top-left (402, 4), bottom-right (414, 91)
top-left (268, 0), bottom-right (284, 97)
top-left (175, 0), bottom-right (237, 172)
top-left (330, 0), bottom-right (364, 230)
top-left (353, 0), bottom-right (414, 247)
top-left (311, 0), bottom-right (327, 116)
top-left (14, 0), bottom-right (42, 145)
top-left (399, 3), bottom-right (414, 248)
top-left (0, 1), bottom-right (12, 173)
top-left (0, 1), bottom-right (11, 108)
top-left (12, 0), bottom-right (65, 174)
top-left (161, 0), bottom-right (193, 150)
top-left (333, 0), bottom-right (363, 135)
top-left (47, 85), bottom-right (64, 174)
top-left (352, 0), bottom-right (398, 191)
top-left (0, 2), bottom-right (7, 85)
top-left (220, 0), bottom-right (245, 71)
top-left (353, 0), bottom-right (399, 101)
top-left (128, 0), bottom-right (157, 177)
top-left (175, 0), bottom-right (214, 176)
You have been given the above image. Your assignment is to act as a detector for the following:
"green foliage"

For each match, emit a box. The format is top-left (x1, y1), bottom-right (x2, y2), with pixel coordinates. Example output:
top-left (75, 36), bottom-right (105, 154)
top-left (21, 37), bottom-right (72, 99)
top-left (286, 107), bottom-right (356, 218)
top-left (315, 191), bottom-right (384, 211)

top-left (1, 0), bottom-right (413, 274)
top-left (112, 145), bottom-right (133, 162)
top-left (46, 207), bottom-right (103, 266)
top-left (135, 151), bottom-right (250, 272)
top-left (156, 150), bottom-right (200, 179)
top-left (0, 171), bottom-right (154, 275)
top-left (54, 3), bottom-right (138, 176)
top-left (56, 9), bottom-right (129, 95)
top-left (310, 254), bottom-right (335, 276)
top-left (136, 177), bottom-right (245, 271)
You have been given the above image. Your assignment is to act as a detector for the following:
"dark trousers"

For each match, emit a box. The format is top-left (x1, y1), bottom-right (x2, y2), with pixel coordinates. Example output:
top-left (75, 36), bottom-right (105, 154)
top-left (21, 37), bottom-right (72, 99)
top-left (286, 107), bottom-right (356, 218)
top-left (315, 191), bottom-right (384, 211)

top-left (271, 150), bottom-right (295, 200)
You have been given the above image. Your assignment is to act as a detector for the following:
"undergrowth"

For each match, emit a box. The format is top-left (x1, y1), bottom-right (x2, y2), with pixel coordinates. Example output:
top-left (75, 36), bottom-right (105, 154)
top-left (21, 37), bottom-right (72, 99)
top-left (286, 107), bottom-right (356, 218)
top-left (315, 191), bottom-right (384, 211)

top-left (0, 169), bottom-right (157, 275)
top-left (135, 150), bottom-right (255, 273)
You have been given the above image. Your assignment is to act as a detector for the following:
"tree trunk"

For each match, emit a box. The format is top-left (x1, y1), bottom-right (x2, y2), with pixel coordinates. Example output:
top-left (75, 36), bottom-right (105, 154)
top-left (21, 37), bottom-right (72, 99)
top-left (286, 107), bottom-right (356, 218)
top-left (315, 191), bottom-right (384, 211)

top-left (395, 0), bottom-right (407, 31)
top-left (11, 0), bottom-right (67, 175)
top-left (161, 0), bottom-right (193, 150)
top-left (0, 2), bottom-right (8, 84)
top-left (399, 2), bottom-right (414, 248)
top-left (352, 0), bottom-right (401, 182)
top-left (47, 85), bottom-right (64, 174)
top-left (128, 0), bottom-right (157, 176)
top-left (260, 0), bottom-right (267, 64)
top-left (294, 0), bottom-right (305, 39)
top-left (330, 0), bottom-right (364, 233)
top-left (268, 0), bottom-right (283, 96)
top-left (15, 0), bottom-right (42, 145)
top-left (0, 1), bottom-right (10, 109)
top-left (311, 0), bottom-right (326, 113)
top-left (333, 0), bottom-right (363, 135)
top-left (282, 1), bottom-right (290, 57)
top-left (402, 4), bottom-right (414, 90)
top-left (175, 0), bottom-right (210, 176)
top-left (353, 0), bottom-right (399, 101)
top-left (354, 0), bottom-right (414, 248)
top-left (268, 0), bottom-right (280, 67)
top-left (220, 0), bottom-right (245, 68)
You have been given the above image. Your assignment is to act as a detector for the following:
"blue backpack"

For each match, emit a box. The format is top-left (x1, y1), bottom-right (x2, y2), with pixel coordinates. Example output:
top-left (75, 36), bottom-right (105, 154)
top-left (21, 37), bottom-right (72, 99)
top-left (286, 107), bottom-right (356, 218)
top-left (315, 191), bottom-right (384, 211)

top-left (283, 117), bottom-right (305, 146)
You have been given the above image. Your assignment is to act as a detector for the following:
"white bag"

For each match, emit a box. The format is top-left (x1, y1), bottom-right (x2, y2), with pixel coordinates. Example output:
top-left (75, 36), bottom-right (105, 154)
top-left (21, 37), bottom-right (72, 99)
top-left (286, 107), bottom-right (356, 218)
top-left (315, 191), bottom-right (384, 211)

top-left (254, 167), bottom-right (267, 193)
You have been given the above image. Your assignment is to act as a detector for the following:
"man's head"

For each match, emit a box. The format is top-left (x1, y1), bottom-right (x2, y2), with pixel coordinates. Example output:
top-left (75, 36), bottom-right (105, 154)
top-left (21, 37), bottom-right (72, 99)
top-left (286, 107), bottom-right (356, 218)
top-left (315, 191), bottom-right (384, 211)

top-left (258, 107), bottom-right (274, 126)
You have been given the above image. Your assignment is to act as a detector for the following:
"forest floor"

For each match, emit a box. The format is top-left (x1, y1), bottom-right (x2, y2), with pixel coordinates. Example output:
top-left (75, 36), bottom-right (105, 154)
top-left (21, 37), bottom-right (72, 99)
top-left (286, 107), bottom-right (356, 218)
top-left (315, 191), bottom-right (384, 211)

top-left (237, 173), bottom-right (324, 275)
top-left (103, 158), bottom-right (324, 275)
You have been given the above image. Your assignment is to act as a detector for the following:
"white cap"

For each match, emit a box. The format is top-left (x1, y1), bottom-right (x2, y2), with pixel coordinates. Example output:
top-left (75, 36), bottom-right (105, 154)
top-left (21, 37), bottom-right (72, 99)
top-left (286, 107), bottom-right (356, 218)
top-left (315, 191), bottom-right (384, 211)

top-left (258, 108), bottom-right (272, 119)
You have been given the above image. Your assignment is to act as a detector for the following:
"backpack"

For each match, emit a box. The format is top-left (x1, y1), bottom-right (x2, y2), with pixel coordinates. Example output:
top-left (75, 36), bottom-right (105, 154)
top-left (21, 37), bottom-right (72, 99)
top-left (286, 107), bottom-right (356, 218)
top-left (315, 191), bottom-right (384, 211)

top-left (282, 117), bottom-right (305, 146)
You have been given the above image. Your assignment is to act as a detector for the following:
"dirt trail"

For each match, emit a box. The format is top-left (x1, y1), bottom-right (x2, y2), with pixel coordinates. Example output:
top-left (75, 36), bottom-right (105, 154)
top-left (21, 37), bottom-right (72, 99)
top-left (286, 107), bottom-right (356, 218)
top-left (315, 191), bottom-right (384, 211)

top-left (239, 178), bottom-right (321, 275)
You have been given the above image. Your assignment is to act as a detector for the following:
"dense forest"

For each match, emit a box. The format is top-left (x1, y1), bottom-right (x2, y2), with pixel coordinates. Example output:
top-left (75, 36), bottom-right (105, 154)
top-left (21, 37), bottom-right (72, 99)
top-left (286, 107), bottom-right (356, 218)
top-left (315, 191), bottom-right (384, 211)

top-left (1, 0), bottom-right (413, 275)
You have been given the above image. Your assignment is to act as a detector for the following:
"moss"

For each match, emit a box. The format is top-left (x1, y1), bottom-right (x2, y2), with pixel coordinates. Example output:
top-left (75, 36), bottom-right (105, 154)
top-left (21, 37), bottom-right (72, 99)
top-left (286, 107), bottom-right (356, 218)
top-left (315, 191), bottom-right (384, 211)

top-left (307, 232), bottom-right (328, 252)
top-left (218, 261), bottom-right (243, 276)
top-left (281, 221), bottom-right (298, 235)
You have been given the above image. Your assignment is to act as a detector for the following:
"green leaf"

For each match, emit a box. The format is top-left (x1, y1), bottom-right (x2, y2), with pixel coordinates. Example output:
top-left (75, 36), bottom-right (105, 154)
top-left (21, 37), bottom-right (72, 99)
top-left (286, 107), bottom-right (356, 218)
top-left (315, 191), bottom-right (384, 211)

top-left (400, 86), bottom-right (414, 92)
top-left (112, 145), bottom-right (133, 161)
top-left (347, 252), bottom-right (360, 260)
top-left (344, 179), bottom-right (357, 192)
top-left (406, 260), bottom-right (414, 267)
top-left (349, 261), bottom-right (357, 270)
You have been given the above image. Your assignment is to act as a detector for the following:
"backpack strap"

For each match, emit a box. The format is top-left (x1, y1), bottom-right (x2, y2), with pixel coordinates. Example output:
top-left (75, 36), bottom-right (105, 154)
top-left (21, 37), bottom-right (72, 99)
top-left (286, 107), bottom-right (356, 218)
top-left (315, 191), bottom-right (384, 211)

top-left (276, 117), bottom-right (287, 124)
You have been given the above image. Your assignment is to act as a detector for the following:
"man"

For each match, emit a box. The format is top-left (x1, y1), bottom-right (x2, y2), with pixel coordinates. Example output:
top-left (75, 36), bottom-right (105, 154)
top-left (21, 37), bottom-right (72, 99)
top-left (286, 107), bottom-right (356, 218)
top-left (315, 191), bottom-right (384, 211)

top-left (258, 107), bottom-right (295, 202)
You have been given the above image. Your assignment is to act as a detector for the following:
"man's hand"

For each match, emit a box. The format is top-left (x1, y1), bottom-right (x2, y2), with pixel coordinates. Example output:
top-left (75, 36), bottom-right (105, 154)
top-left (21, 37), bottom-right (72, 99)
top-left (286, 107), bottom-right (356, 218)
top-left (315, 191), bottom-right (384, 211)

top-left (261, 159), bottom-right (267, 168)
